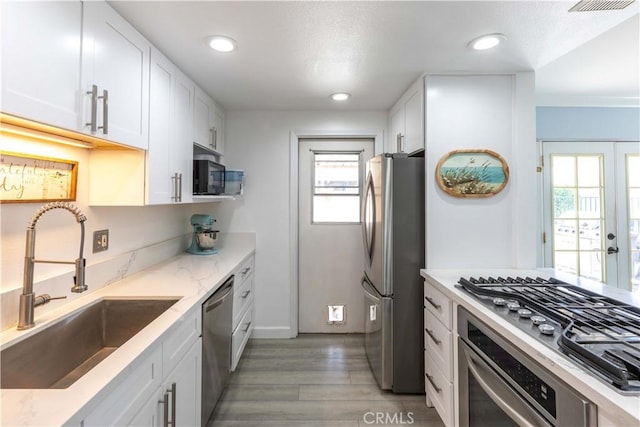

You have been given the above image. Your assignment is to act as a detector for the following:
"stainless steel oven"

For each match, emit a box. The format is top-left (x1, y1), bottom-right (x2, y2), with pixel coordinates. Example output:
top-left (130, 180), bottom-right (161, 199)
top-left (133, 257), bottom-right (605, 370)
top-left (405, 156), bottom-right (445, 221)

top-left (458, 307), bottom-right (597, 427)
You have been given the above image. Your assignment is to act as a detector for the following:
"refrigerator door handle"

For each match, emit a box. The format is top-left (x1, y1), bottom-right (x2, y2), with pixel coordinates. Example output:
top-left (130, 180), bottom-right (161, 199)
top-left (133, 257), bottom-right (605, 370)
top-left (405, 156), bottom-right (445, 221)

top-left (361, 274), bottom-right (380, 300)
top-left (361, 172), bottom-right (375, 266)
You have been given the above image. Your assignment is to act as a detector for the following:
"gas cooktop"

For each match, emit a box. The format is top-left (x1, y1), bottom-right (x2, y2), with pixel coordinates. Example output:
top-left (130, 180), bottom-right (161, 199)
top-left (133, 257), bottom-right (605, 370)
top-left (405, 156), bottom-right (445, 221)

top-left (457, 276), bottom-right (640, 395)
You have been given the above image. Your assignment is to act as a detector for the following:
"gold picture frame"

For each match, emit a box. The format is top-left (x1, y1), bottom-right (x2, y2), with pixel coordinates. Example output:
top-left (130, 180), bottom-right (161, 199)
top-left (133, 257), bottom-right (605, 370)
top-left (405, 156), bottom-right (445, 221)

top-left (435, 149), bottom-right (509, 198)
top-left (0, 151), bottom-right (78, 203)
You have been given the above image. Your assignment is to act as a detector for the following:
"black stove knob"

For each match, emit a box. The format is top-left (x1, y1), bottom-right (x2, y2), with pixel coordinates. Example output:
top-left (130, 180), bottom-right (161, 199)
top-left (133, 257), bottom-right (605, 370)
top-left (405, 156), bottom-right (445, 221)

top-left (517, 308), bottom-right (532, 319)
top-left (507, 302), bottom-right (521, 311)
top-left (531, 315), bottom-right (546, 325)
top-left (493, 298), bottom-right (507, 306)
top-left (538, 324), bottom-right (555, 335)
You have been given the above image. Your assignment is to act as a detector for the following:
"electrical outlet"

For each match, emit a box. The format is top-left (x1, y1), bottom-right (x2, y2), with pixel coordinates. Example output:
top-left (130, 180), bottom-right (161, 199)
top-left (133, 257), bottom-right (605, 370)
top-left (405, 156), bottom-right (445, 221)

top-left (93, 229), bottom-right (109, 253)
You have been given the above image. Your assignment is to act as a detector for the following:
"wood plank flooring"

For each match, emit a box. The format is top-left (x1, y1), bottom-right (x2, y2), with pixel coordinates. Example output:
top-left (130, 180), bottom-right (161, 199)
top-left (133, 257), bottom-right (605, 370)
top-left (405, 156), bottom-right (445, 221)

top-left (207, 334), bottom-right (445, 427)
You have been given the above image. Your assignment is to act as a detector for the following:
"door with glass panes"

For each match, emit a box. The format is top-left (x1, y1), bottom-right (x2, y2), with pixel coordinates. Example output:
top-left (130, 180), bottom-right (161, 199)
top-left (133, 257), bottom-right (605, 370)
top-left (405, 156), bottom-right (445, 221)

top-left (542, 141), bottom-right (640, 291)
top-left (298, 138), bottom-right (374, 333)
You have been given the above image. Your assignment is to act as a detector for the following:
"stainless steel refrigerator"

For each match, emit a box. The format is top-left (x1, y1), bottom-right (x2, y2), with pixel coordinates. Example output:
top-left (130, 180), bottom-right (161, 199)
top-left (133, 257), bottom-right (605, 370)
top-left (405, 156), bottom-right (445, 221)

top-left (361, 153), bottom-right (424, 393)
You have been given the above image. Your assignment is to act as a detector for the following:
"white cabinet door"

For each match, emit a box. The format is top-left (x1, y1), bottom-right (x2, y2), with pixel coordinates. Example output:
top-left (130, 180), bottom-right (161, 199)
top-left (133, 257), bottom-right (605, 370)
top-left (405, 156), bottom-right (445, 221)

top-left (1, 1), bottom-right (82, 130)
top-left (147, 47), bottom-right (175, 205)
top-left (194, 87), bottom-right (215, 151)
top-left (389, 107), bottom-right (404, 153)
top-left (172, 70), bottom-right (196, 203)
top-left (388, 77), bottom-right (424, 154)
top-left (211, 104), bottom-right (225, 155)
top-left (403, 87), bottom-right (424, 155)
top-left (161, 338), bottom-right (202, 427)
top-left (194, 87), bottom-right (224, 155)
top-left (82, 1), bottom-right (150, 149)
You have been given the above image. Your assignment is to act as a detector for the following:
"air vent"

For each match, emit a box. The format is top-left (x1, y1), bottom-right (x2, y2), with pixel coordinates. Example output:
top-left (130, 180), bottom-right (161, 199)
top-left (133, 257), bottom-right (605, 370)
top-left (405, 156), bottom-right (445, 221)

top-left (569, 0), bottom-right (635, 11)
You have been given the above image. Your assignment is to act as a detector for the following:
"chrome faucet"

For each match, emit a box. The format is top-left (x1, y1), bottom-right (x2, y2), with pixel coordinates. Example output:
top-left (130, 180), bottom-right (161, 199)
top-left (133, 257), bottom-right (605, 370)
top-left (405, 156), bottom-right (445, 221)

top-left (18, 202), bottom-right (88, 330)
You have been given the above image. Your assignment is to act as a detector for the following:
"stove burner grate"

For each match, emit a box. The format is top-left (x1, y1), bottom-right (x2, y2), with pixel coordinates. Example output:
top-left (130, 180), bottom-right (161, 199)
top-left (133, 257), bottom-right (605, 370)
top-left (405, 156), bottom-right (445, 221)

top-left (458, 276), bottom-right (640, 392)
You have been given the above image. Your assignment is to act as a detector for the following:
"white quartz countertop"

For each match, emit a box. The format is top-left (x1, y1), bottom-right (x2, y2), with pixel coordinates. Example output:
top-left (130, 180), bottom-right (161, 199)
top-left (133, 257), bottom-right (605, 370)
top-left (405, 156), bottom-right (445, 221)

top-left (0, 244), bottom-right (255, 427)
top-left (421, 268), bottom-right (640, 426)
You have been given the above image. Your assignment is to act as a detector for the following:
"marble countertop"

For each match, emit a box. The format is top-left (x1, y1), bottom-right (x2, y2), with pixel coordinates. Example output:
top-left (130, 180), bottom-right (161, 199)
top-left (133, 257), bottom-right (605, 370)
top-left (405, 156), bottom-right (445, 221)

top-left (0, 244), bottom-right (255, 427)
top-left (421, 268), bottom-right (640, 426)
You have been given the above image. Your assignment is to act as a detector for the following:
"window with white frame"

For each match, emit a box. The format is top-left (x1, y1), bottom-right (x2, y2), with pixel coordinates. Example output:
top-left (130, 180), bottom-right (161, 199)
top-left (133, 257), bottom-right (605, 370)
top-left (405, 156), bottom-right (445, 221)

top-left (312, 152), bottom-right (362, 223)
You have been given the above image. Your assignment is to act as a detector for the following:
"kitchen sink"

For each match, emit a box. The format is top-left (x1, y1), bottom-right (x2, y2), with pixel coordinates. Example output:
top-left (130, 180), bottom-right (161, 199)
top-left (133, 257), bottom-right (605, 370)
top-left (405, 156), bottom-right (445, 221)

top-left (0, 298), bottom-right (179, 389)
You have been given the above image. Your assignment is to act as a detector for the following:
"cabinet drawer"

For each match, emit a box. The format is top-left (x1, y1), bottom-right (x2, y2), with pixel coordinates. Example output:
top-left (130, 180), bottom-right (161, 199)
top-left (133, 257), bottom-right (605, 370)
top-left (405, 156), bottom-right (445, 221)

top-left (162, 308), bottom-right (200, 378)
top-left (233, 272), bottom-right (254, 329)
top-left (84, 345), bottom-right (162, 426)
top-left (424, 281), bottom-right (452, 329)
top-left (235, 256), bottom-right (254, 286)
top-left (424, 309), bottom-right (453, 381)
top-left (425, 351), bottom-right (454, 427)
top-left (231, 307), bottom-right (253, 371)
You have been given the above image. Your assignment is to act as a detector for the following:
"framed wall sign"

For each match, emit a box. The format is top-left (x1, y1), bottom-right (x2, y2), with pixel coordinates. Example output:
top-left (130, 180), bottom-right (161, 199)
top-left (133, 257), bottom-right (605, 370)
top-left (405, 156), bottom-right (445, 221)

top-left (435, 149), bottom-right (509, 198)
top-left (0, 151), bottom-right (78, 203)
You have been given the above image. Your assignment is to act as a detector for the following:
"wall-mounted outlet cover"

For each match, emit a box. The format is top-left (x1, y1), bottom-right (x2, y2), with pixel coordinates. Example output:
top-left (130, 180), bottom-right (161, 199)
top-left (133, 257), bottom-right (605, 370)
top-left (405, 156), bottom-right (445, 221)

top-left (327, 305), bottom-right (346, 324)
top-left (93, 229), bottom-right (109, 253)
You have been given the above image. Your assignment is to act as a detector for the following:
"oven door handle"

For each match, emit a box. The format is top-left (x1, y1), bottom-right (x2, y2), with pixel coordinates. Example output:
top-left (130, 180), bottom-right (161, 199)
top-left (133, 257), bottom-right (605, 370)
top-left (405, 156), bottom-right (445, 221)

top-left (464, 346), bottom-right (553, 427)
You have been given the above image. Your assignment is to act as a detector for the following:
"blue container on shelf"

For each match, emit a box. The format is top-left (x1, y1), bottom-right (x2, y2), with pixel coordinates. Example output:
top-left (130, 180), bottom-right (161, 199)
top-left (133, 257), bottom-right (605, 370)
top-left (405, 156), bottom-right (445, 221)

top-left (224, 169), bottom-right (244, 195)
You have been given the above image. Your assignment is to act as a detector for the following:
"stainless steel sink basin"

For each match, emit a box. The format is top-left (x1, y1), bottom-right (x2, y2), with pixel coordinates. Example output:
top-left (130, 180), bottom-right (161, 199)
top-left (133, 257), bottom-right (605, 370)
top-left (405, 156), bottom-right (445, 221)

top-left (1, 298), bottom-right (179, 389)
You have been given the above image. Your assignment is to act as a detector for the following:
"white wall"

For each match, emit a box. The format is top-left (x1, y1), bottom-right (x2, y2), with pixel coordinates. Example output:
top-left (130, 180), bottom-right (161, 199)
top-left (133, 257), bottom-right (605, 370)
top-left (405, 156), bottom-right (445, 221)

top-left (217, 110), bottom-right (387, 338)
top-left (0, 134), bottom-right (220, 293)
top-left (425, 73), bottom-right (538, 269)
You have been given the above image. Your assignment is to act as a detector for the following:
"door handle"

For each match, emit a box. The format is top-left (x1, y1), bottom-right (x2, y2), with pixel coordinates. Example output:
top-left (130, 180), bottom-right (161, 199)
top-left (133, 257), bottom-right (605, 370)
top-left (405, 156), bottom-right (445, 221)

top-left (607, 246), bottom-right (619, 255)
top-left (98, 89), bottom-right (108, 135)
top-left (86, 85), bottom-right (98, 133)
top-left (160, 382), bottom-right (176, 427)
top-left (425, 296), bottom-right (441, 310)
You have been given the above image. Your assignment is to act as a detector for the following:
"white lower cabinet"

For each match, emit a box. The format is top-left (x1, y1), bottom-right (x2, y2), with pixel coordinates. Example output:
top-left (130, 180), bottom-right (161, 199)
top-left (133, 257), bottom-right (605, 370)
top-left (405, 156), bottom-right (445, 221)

top-left (82, 309), bottom-right (201, 427)
top-left (82, 346), bottom-right (163, 426)
top-left (424, 279), bottom-right (454, 427)
top-left (231, 255), bottom-right (255, 371)
top-left (130, 339), bottom-right (202, 427)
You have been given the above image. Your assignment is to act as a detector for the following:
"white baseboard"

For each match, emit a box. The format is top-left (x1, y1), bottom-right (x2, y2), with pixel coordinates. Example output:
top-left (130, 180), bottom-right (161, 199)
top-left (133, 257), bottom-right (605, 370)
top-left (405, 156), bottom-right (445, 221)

top-left (250, 326), bottom-right (297, 339)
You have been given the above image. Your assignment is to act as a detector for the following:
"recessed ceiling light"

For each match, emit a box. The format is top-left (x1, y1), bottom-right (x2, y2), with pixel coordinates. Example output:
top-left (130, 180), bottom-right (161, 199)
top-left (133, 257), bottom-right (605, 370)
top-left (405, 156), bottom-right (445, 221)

top-left (207, 35), bottom-right (237, 52)
top-left (468, 33), bottom-right (506, 51)
top-left (331, 93), bottom-right (351, 101)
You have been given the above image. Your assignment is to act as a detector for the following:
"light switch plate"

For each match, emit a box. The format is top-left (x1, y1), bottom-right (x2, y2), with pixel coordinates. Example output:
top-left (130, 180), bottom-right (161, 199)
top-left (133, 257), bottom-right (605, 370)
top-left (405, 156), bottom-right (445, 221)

top-left (93, 229), bottom-right (109, 253)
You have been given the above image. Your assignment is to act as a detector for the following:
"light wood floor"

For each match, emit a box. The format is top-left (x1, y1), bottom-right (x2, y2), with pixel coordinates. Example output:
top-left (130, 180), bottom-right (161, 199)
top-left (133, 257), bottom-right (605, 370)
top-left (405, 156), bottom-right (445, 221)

top-left (207, 334), bottom-right (445, 427)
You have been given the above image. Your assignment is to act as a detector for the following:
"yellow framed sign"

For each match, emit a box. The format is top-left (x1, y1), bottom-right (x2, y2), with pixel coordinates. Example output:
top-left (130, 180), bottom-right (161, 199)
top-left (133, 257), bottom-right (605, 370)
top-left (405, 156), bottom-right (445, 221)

top-left (0, 151), bottom-right (78, 203)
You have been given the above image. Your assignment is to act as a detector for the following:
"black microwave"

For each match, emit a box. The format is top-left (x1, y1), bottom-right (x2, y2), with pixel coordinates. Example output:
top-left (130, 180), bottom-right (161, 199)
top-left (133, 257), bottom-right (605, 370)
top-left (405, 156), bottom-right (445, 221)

top-left (193, 155), bottom-right (225, 195)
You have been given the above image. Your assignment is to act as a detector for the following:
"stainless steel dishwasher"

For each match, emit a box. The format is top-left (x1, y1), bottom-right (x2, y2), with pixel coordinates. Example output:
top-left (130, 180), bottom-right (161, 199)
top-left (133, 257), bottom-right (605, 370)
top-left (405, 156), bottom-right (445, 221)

top-left (201, 276), bottom-right (234, 426)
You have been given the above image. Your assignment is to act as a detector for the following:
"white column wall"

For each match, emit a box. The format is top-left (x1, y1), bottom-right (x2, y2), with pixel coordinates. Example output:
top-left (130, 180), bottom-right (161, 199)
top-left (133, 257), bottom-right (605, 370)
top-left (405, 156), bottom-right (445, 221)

top-left (425, 73), bottom-right (538, 269)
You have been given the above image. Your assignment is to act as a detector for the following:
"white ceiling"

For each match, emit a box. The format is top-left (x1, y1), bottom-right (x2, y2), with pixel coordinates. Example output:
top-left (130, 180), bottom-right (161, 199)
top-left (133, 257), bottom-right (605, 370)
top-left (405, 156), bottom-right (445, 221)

top-left (109, 1), bottom-right (640, 111)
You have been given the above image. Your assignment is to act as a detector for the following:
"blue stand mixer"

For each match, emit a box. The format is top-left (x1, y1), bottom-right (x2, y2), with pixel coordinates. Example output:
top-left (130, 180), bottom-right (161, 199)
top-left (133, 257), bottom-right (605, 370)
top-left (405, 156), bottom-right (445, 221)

top-left (186, 214), bottom-right (219, 255)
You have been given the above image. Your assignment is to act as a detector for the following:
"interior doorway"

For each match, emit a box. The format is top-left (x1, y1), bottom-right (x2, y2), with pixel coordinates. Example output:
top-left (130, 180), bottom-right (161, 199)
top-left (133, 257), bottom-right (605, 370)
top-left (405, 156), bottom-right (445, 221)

top-left (542, 141), bottom-right (640, 291)
top-left (297, 138), bottom-right (374, 333)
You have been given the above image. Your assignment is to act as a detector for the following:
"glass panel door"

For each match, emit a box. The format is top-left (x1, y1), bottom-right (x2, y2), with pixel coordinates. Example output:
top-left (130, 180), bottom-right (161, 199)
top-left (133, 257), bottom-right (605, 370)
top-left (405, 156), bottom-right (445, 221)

top-left (616, 142), bottom-right (640, 292)
top-left (542, 142), bottom-right (617, 286)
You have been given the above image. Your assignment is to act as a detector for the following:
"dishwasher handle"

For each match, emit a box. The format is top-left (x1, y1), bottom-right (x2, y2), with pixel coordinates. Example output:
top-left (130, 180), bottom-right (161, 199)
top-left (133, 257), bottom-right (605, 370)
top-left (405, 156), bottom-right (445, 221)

top-left (204, 279), bottom-right (233, 313)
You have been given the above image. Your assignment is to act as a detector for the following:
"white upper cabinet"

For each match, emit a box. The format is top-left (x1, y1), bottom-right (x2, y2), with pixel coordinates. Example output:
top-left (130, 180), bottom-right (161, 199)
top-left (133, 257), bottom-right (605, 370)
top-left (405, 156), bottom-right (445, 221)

top-left (147, 47), bottom-right (175, 205)
top-left (1, 1), bottom-right (82, 130)
top-left (194, 87), bottom-right (225, 156)
top-left (173, 70), bottom-right (196, 203)
top-left (388, 77), bottom-right (424, 155)
top-left (81, 1), bottom-right (150, 149)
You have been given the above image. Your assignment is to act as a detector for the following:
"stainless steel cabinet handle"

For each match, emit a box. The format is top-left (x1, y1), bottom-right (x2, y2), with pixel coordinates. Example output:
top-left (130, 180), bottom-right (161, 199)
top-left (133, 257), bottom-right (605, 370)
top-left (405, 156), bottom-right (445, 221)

top-left (209, 127), bottom-right (214, 149)
top-left (86, 85), bottom-right (98, 133)
top-left (171, 173), bottom-right (179, 202)
top-left (98, 89), bottom-right (108, 134)
top-left (213, 126), bottom-right (218, 150)
top-left (178, 173), bottom-right (182, 202)
top-left (242, 321), bottom-right (252, 332)
top-left (241, 266), bottom-right (251, 275)
top-left (425, 296), bottom-right (441, 310)
top-left (425, 328), bottom-right (441, 345)
top-left (241, 290), bottom-right (251, 299)
top-left (425, 373), bottom-right (441, 393)
top-left (396, 133), bottom-right (405, 152)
